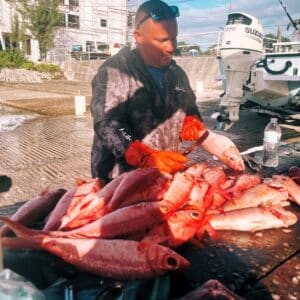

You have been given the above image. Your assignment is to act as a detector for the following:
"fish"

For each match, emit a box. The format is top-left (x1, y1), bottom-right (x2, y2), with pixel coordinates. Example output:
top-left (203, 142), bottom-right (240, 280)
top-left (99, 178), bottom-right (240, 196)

top-left (219, 176), bottom-right (236, 190)
top-left (0, 216), bottom-right (190, 280)
top-left (59, 171), bottom-right (188, 235)
top-left (222, 183), bottom-right (289, 212)
top-left (209, 189), bottom-right (229, 211)
top-left (199, 167), bottom-right (229, 211)
top-left (67, 178), bottom-right (104, 214)
top-left (162, 172), bottom-right (195, 214)
top-left (58, 173), bottom-right (127, 230)
top-left (43, 187), bottom-right (77, 231)
top-left (289, 166), bottom-right (300, 185)
top-left (1, 188), bottom-right (66, 236)
top-left (106, 168), bottom-right (168, 211)
top-left (58, 177), bottom-right (105, 228)
top-left (187, 180), bottom-right (210, 211)
top-left (202, 166), bottom-right (226, 187)
top-left (48, 201), bottom-right (172, 239)
top-left (201, 131), bottom-right (245, 171)
top-left (268, 175), bottom-right (300, 206)
top-left (117, 175), bottom-right (170, 209)
top-left (209, 206), bottom-right (297, 232)
top-left (184, 163), bottom-right (208, 179)
top-left (59, 192), bottom-right (112, 230)
top-left (223, 174), bottom-right (261, 199)
top-left (142, 209), bottom-right (205, 248)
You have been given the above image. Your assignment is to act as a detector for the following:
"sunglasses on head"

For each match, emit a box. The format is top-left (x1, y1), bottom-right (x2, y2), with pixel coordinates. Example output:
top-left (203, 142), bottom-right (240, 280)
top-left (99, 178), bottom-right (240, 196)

top-left (136, 5), bottom-right (180, 29)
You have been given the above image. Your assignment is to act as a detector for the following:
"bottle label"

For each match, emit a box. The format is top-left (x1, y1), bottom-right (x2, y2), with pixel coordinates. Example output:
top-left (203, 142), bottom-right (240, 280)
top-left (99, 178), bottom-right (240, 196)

top-left (264, 132), bottom-right (279, 143)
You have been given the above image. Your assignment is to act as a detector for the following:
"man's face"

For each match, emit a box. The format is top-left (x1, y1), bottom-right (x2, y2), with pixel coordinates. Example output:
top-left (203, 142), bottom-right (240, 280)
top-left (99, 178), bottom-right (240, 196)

top-left (134, 18), bottom-right (178, 68)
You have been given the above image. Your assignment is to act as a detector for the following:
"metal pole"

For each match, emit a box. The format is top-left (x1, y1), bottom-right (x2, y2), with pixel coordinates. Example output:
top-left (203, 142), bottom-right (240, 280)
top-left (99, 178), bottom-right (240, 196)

top-left (278, 0), bottom-right (298, 31)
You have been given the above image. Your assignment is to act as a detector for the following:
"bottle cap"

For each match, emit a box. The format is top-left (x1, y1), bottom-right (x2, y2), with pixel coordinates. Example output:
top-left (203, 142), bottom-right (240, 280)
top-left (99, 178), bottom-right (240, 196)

top-left (270, 118), bottom-right (278, 122)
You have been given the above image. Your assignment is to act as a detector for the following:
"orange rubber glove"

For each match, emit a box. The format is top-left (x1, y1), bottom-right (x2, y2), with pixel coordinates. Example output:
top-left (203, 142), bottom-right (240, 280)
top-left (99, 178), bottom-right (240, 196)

top-left (180, 115), bottom-right (207, 141)
top-left (125, 140), bottom-right (187, 174)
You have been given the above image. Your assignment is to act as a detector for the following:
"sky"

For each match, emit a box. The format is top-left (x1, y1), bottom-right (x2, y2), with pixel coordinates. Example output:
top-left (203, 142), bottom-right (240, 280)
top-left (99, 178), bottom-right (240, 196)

top-left (143, 0), bottom-right (300, 50)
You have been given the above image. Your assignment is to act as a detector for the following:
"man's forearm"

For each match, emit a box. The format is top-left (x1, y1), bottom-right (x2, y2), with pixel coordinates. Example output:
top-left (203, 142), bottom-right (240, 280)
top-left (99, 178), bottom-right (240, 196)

top-left (95, 120), bottom-right (134, 159)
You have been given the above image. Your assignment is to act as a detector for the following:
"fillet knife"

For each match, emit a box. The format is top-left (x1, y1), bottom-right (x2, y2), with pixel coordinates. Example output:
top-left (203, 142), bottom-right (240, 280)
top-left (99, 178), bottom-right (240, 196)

top-left (182, 130), bottom-right (210, 156)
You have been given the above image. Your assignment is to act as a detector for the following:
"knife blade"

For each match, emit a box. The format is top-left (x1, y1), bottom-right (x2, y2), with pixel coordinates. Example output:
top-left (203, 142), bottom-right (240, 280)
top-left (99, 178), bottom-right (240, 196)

top-left (182, 130), bottom-right (210, 156)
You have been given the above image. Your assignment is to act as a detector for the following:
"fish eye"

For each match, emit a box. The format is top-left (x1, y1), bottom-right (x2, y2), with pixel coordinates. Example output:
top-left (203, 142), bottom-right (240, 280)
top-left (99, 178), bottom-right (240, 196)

top-left (167, 256), bottom-right (179, 268)
top-left (191, 211), bottom-right (199, 218)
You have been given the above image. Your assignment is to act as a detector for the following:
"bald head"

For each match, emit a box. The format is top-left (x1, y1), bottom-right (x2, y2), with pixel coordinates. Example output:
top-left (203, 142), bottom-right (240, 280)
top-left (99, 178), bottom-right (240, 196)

top-left (135, 0), bottom-right (179, 29)
top-left (134, 1), bottom-right (179, 68)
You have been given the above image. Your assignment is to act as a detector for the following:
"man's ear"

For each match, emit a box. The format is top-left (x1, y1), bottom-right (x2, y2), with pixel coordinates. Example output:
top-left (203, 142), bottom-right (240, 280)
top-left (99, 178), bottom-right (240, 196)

top-left (134, 30), bottom-right (143, 45)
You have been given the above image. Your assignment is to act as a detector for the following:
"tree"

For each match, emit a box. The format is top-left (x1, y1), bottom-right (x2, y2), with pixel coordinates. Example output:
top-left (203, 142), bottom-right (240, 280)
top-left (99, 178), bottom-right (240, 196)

top-left (18, 0), bottom-right (61, 61)
top-left (264, 33), bottom-right (291, 50)
top-left (8, 14), bottom-right (27, 51)
top-left (176, 41), bottom-right (188, 56)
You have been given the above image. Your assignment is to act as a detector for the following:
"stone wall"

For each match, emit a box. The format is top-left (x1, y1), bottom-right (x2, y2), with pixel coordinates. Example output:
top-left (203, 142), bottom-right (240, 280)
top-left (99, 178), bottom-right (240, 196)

top-left (0, 68), bottom-right (53, 83)
top-left (175, 56), bottom-right (221, 90)
top-left (59, 55), bottom-right (222, 90)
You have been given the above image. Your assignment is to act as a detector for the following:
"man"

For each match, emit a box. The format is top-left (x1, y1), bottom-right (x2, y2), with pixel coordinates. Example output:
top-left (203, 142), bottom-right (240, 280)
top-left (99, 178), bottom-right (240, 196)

top-left (90, 0), bottom-right (244, 182)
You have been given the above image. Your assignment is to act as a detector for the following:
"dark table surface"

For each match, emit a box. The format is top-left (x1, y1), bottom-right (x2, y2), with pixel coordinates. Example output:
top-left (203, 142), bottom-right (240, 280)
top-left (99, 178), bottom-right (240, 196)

top-left (173, 101), bottom-right (300, 299)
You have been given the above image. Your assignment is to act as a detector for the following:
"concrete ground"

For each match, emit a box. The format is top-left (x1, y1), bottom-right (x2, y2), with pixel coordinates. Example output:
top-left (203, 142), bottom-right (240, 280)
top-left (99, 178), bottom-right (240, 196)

top-left (0, 81), bottom-right (91, 115)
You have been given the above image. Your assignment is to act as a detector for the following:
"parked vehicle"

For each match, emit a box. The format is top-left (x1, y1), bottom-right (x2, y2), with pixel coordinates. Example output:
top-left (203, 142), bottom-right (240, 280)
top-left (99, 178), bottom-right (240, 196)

top-left (70, 42), bottom-right (124, 60)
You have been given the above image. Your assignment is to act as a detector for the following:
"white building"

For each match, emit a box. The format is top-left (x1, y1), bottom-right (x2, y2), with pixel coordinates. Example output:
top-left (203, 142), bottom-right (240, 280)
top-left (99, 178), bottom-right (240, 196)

top-left (0, 0), bottom-right (129, 62)
top-left (0, 0), bottom-right (40, 61)
top-left (51, 0), bottom-right (129, 61)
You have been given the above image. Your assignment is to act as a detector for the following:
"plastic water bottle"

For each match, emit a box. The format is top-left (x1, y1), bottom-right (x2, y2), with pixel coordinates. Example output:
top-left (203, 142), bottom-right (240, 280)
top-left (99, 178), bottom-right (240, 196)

top-left (262, 118), bottom-right (282, 167)
top-left (0, 269), bottom-right (45, 299)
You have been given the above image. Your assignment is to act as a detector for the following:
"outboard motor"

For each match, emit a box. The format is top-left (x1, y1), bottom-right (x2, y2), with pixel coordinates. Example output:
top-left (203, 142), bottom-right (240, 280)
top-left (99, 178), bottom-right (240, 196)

top-left (217, 12), bottom-right (264, 130)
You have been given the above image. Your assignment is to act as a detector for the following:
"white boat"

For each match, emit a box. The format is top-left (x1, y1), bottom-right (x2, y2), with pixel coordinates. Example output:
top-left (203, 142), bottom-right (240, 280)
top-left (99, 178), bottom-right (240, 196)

top-left (216, 1), bottom-right (300, 130)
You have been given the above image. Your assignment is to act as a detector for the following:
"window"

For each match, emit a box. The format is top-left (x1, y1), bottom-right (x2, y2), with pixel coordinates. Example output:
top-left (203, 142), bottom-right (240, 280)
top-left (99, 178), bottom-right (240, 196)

top-left (68, 14), bottom-right (79, 29)
top-left (227, 13), bottom-right (252, 25)
top-left (72, 44), bottom-right (82, 51)
top-left (86, 41), bottom-right (95, 52)
top-left (100, 19), bottom-right (107, 27)
top-left (69, 0), bottom-right (79, 11)
top-left (96, 42), bottom-right (109, 53)
top-left (69, 0), bottom-right (79, 6)
top-left (4, 34), bottom-right (11, 49)
top-left (25, 38), bottom-right (31, 55)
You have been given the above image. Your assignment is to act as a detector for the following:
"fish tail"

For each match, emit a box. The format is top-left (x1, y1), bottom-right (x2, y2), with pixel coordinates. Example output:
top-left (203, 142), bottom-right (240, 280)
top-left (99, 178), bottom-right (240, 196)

top-left (0, 215), bottom-right (41, 238)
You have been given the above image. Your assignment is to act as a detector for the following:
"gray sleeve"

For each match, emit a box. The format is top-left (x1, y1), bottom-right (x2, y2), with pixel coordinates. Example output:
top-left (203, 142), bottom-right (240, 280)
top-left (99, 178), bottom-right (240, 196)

top-left (181, 72), bottom-right (202, 121)
top-left (90, 66), bottom-right (135, 159)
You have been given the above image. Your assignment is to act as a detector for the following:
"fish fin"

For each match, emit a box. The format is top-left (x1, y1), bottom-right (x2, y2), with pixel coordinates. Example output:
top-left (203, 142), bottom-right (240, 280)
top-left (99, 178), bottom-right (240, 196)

top-left (38, 187), bottom-right (50, 196)
top-left (75, 178), bottom-right (87, 186)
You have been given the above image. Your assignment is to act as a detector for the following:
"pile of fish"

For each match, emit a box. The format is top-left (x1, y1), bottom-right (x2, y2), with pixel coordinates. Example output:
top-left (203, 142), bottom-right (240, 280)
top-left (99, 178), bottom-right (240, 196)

top-left (0, 164), bottom-right (299, 280)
